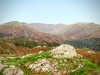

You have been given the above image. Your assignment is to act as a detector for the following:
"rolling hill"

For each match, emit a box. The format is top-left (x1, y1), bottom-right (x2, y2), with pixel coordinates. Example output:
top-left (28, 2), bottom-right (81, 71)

top-left (29, 22), bottom-right (100, 39)
top-left (0, 21), bottom-right (64, 43)
top-left (1, 21), bottom-right (100, 41)
top-left (60, 22), bottom-right (100, 39)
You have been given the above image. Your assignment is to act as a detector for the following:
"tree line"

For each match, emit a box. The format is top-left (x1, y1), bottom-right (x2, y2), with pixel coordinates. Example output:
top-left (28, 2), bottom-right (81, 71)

top-left (63, 38), bottom-right (100, 51)
top-left (13, 38), bottom-right (60, 48)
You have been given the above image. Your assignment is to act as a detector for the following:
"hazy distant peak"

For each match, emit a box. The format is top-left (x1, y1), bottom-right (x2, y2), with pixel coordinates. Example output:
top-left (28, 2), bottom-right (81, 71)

top-left (88, 22), bottom-right (95, 24)
top-left (30, 23), bottom-right (55, 25)
top-left (74, 22), bottom-right (88, 25)
top-left (56, 23), bottom-right (65, 25)
top-left (2, 21), bottom-right (28, 26)
top-left (0, 21), bottom-right (100, 40)
top-left (73, 22), bottom-right (95, 25)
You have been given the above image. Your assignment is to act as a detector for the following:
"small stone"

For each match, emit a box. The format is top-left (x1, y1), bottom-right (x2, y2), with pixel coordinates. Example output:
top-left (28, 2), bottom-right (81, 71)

top-left (38, 51), bottom-right (43, 55)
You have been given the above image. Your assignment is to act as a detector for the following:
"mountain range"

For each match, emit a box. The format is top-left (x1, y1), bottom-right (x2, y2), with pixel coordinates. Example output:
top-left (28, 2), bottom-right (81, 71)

top-left (0, 21), bottom-right (63, 43)
top-left (0, 21), bottom-right (100, 42)
top-left (29, 22), bottom-right (100, 40)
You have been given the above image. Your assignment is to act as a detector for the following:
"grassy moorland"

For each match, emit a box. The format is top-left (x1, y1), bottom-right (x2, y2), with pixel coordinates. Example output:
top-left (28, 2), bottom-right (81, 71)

top-left (0, 38), bottom-right (100, 75)
top-left (2, 50), bottom-right (100, 75)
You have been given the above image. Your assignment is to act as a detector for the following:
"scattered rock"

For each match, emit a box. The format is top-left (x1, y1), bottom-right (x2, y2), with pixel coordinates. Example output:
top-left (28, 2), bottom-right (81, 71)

top-left (53, 71), bottom-right (68, 75)
top-left (38, 51), bottom-right (43, 55)
top-left (77, 54), bottom-right (83, 58)
top-left (7, 57), bottom-right (17, 59)
top-left (0, 62), bottom-right (7, 71)
top-left (0, 57), bottom-right (7, 62)
top-left (71, 63), bottom-right (84, 72)
top-left (21, 54), bottom-right (33, 58)
top-left (36, 46), bottom-right (41, 48)
top-left (87, 51), bottom-right (95, 54)
top-left (0, 63), bottom-right (5, 71)
top-left (28, 58), bottom-right (58, 72)
top-left (43, 46), bottom-right (46, 47)
top-left (3, 65), bottom-right (24, 75)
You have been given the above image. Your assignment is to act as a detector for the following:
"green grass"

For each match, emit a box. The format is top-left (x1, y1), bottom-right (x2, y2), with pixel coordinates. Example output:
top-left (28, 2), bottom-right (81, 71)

top-left (0, 72), bottom-right (3, 75)
top-left (55, 57), bottom-right (82, 71)
top-left (4, 51), bottom-right (51, 66)
top-left (71, 59), bottom-right (100, 75)
top-left (2, 51), bottom-right (100, 75)
top-left (3, 51), bottom-right (51, 75)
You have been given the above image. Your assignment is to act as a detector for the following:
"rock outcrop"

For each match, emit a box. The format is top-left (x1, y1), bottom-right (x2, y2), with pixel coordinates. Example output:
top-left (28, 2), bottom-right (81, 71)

top-left (25, 44), bottom-right (78, 73)
top-left (0, 44), bottom-right (82, 74)
top-left (0, 63), bottom-right (7, 71)
top-left (3, 65), bottom-right (24, 75)
top-left (0, 59), bottom-right (24, 75)
top-left (50, 44), bottom-right (77, 58)
top-left (28, 58), bottom-right (58, 72)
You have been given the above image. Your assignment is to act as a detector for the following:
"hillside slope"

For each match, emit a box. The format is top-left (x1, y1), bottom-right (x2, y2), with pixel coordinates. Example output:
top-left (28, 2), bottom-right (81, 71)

top-left (0, 21), bottom-right (100, 41)
top-left (29, 23), bottom-right (66, 34)
top-left (29, 22), bottom-right (100, 39)
top-left (61, 22), bottom-right (100, 39)
top-left (29, 23), bottom-right (55, 33)
top-left (0, 21), bottom-right (63, 43)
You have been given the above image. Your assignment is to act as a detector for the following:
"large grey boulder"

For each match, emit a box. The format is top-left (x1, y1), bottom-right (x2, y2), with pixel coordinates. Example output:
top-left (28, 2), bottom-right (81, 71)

top-left (50, 44), bottom-right (77, 58)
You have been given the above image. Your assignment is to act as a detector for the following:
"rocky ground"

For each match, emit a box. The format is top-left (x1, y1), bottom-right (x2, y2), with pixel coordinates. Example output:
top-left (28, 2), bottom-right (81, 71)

top-left (0, 44), bottom-right (100, 75)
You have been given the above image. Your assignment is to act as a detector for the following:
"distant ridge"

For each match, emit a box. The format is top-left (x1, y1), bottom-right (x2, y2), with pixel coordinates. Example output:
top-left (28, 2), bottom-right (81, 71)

top-left (0, 21), bottom-right (64, 43)
top-left (0, 21), bottom-right (100, 41)
top-left (29, 22), bottom-right (100, 39)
